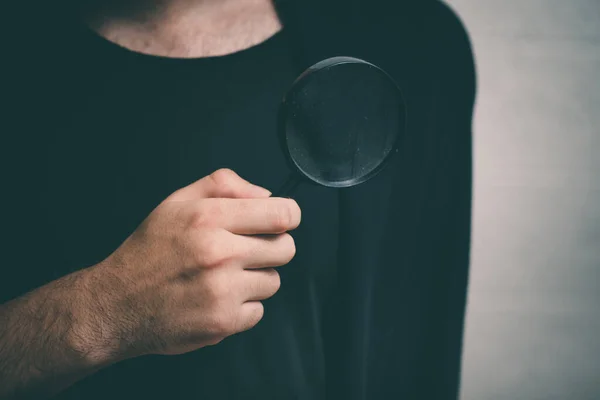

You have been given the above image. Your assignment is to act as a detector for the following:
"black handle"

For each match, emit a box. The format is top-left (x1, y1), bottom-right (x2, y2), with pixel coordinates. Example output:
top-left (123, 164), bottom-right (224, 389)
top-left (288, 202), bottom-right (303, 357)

top-left (273, 174), bottom-right (301, 198)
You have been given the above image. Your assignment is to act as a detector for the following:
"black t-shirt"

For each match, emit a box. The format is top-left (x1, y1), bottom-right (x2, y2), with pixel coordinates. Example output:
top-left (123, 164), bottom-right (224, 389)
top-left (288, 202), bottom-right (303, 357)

top-left (37, 25), bottom-right (339, 287)
top-left (2, 2), bottom-right (476, 399)
top-left (6, 23), bottom-right (342, 400)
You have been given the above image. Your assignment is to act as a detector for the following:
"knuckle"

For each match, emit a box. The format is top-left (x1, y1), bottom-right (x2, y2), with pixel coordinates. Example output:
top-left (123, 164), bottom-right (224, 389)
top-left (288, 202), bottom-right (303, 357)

top-left (189, 204), bottom-right (208, 229)
top-left (273, 199), bottom-right (301, 231)
top-left (190, 200), bottom-right (223, 229)
top-left (210, 168), bottom-right (238, 189)
top-left (194, 231), bottom-right (226, 267)
top-left (202, 282), bottom-right (237, 335)
top-left (206, 310), bottom-right (237, 337)
top-left (273, 202), bottom-right (294, 231)
top-left (209, 273), bottom-right (234, 303)
top-left (204, 276), bottom-right (224, 302)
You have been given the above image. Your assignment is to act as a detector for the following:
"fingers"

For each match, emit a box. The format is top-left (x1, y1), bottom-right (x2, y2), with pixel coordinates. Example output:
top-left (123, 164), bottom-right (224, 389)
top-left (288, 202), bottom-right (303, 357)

top-left (240, 233), bottom-right (297, 269)
top-left (169, 169), bottom-right (301, 235)
top-left (236, 302), bottom-right (265, 333)
top-left (191, 229), bottom-right (296, 270)
top-left (191, 197), bottom-right (301, 235)
top-left (185, 301), bottom-right (265, 344)
top-left (240, 268), bottom-right (281, 302)
top-left (171, 169), bottom-right (272, 201)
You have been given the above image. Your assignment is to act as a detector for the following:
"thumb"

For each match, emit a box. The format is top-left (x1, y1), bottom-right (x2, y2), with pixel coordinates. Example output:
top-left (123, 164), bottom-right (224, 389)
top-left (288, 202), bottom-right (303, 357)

top-left (170, 169), bottom-right (272, 201)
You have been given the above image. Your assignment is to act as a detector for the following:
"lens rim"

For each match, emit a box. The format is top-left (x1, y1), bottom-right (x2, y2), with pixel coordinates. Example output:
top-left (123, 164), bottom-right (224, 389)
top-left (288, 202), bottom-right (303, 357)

top-left (277, 56), bottom-right (407, 188)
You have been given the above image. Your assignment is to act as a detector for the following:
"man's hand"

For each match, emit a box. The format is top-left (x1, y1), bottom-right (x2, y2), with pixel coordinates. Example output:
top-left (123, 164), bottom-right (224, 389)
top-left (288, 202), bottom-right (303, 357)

top-left (0, 168), bottom-right (300, 400)
top-left (80, 168), bottom-right (301, 363)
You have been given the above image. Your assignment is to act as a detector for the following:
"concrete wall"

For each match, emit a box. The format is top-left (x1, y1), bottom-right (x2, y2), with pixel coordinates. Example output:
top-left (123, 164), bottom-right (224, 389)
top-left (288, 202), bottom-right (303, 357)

top-left (442, 1), bottom-right (600, 399)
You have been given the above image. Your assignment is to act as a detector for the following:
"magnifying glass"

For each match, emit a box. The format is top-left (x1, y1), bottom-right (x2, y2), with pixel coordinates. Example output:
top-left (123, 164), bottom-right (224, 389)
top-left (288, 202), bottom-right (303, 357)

top-left (274, 56), bottom-right (407, 197)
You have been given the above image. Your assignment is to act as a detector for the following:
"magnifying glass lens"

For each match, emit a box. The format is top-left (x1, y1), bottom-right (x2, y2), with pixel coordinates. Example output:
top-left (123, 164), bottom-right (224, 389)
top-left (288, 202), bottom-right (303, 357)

top-left (276, 57), bottom-right (406, 195)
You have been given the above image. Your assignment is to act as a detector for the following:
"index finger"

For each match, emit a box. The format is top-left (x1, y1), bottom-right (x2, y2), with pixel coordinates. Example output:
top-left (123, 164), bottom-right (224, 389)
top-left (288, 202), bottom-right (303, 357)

top-left (202, 197), bottom-right (301, 235)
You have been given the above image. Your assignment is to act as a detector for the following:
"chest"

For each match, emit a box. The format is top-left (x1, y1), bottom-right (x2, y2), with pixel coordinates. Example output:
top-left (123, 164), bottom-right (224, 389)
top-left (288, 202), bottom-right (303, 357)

top-left (37, 69), bottom-right (339, 281)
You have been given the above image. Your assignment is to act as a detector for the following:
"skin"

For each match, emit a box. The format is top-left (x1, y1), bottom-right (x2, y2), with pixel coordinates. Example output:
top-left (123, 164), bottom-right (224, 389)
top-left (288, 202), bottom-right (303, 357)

top-left (81, 0), bottom-right (283, 57)
top-left (0, 3), bottom-right (293, 398)
top-left (0, 168), bottom-right (302, 399)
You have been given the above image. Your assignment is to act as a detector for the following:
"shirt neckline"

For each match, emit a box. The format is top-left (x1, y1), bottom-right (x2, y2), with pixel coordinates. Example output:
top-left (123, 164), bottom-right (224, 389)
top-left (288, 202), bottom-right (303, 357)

top-left (76, 21), bottom-right (287, 65)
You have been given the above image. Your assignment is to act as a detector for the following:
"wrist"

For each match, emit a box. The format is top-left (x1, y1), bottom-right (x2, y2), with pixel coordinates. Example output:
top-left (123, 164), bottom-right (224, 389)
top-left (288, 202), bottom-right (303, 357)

top-left (68, 262), bottom-right (130, 368)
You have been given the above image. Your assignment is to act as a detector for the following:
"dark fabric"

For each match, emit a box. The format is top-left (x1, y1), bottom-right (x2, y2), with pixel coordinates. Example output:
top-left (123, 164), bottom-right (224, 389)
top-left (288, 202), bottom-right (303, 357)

top-left (1, 1), bottom-right (476, 399)
top-left (291, 3), bottom-right (478, 399)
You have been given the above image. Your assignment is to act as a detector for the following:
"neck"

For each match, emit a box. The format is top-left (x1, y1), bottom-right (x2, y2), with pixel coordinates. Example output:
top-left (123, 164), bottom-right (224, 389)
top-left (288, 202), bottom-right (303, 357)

top-left (81, 0), bottom-right (282, 58)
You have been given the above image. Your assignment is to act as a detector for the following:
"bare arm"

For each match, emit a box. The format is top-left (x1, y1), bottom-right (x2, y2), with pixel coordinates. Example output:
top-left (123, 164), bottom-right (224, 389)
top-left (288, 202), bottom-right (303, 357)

top-left (0, 266), bottom-right (117, 400)
top-left (0, 169), bottom-right (300, 400)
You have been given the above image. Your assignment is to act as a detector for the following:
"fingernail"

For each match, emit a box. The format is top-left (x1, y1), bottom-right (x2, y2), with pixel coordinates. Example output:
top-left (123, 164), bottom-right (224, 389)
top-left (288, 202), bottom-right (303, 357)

top-left (254, 186), bottom-right (272, 197)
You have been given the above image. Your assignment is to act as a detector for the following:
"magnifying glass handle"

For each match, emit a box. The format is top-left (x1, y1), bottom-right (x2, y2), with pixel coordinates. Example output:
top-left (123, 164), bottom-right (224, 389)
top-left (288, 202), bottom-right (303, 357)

top-left (273, 175), bottom-right (300, 198)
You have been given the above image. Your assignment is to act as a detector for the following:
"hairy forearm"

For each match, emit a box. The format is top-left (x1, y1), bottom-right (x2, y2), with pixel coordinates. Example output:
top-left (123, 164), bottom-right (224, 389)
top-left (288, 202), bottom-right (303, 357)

top-left (0, 267), bottom-right (117, 400)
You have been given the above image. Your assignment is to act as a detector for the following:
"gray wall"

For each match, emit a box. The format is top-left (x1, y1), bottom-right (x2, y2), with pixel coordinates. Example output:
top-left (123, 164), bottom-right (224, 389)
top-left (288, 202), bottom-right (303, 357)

top-left (441, 1), bottom-right (600, 399)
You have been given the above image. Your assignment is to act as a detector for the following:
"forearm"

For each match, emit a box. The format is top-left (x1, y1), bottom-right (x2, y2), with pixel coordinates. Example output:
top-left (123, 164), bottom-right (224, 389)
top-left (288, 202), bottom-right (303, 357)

top-left (0, 266), bottom-right (118, 400)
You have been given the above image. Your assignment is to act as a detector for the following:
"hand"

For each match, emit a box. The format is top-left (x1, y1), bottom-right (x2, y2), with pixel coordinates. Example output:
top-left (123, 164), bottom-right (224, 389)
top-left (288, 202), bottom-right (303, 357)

top-left (80, 169), bottom-right (301, 363)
